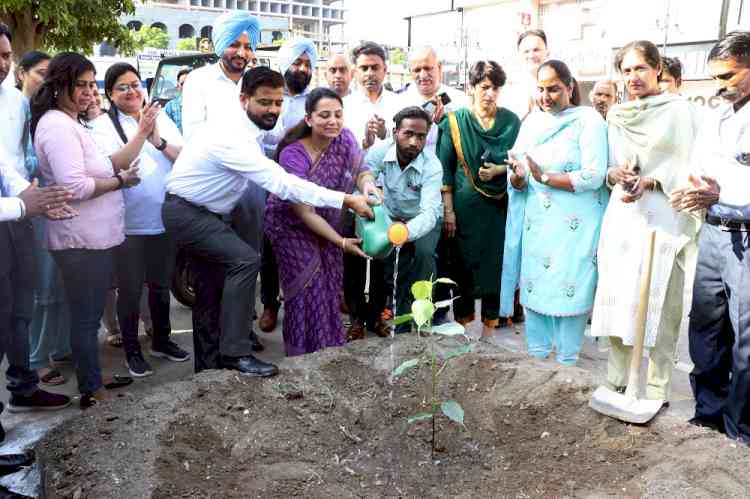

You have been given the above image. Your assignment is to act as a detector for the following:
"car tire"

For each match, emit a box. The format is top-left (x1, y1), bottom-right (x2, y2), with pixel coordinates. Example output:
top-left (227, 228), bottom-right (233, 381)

top-left (171, 249), bottom-right (196, 308)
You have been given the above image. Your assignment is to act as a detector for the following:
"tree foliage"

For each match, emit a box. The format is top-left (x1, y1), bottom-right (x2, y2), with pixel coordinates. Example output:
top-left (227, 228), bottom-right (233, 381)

top-left (131, 25), bottom-right (170, 50)
top-left (0, 0), bottom-right (136, 59)
top-left (176, 38), bottom-right (197, 51)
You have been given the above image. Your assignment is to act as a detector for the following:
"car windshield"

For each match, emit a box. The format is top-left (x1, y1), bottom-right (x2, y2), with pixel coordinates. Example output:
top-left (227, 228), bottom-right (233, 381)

top-left (151, 55), bottom-right (218, 103)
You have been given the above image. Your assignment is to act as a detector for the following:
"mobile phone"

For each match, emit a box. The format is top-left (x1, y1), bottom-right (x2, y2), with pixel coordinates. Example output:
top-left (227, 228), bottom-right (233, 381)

top-left (438, 92), bottom-right (451, 106)
top-left (480, 149), bottom-right (491, 164)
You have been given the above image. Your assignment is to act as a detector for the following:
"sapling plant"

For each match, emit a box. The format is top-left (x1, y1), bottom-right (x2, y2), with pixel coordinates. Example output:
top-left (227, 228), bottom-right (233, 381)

top-left (390, 277), bottom-right (472, 459)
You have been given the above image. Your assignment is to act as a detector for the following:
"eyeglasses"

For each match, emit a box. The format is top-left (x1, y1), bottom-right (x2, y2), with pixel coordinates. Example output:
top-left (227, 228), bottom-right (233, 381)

top-left (113, 81), bottom-right (143, 93)
top-left (736, 152), bottom-right (750, 166)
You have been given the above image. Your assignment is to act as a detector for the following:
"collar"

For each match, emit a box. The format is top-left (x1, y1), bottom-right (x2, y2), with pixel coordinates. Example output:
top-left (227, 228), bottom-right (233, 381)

top-left (384, 142), bottom-right (424, 173)
top-left (212, 62), bottom-right (240, 85)
top-left (405, 82), bottom-right (448, 104)
top-left (353, 86), bottom-right (388, 105)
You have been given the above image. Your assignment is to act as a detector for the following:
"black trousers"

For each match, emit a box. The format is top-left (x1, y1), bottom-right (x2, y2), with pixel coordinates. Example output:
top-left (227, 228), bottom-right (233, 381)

top-left (114, 233), bottom-right (175, 355)
top-left (260, 235), bottom-right (280, 311)
top-left (689, 224), bottom-right (750, 443)
top-left (0, 221), bottom-right (39, 396)
top-left (162, 195), bottom-right (260, 372)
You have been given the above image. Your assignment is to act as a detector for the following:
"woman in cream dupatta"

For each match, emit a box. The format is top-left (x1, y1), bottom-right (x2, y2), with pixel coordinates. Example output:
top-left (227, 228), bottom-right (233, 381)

top-left (591, 41), bottom-right (701, 401)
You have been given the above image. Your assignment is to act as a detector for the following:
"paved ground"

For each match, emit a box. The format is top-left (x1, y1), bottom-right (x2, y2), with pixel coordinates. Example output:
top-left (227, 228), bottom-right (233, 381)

top-left (0, 292), bottom-right (696, 497)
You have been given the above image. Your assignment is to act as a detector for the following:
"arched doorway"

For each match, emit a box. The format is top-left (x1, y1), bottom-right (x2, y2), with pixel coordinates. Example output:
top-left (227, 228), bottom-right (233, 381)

top-left (126, 20), bottom-right (143, 31)
top-left (200, 26), bottom-right (213, 40)
top-left (151, 22), bottom-right (168, 33)
top-left (178, 24), bottom-right (196, 39)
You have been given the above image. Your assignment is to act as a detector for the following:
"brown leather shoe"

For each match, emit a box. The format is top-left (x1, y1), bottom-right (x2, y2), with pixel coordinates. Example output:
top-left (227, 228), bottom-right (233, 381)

top-left (259, 308), bottom-right (278, 333)
top-left (346, 322), bottom-right (365, 342)
top-left (371, 320), bottom-right (392, 338)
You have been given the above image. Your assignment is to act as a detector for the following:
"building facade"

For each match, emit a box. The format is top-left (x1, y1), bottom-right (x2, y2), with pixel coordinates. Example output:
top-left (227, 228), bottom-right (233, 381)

top-left (120, 0), bottom-right (346, 53)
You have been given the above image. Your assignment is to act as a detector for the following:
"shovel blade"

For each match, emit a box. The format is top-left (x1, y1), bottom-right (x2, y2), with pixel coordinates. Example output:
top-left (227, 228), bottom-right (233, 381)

top-left (589, 386), bottom-right (664, 424)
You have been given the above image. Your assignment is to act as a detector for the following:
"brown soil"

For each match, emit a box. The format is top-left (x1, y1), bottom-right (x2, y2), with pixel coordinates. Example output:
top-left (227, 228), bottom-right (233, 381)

top-left (38, 337), bottom-right (750, 498)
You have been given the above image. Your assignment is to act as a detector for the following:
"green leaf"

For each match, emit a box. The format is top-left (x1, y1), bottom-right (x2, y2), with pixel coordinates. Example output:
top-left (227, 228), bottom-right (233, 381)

top-left (410, 281), bottom-right (433, 300)
top-left (430, 322), bottom-right (465, 336)
top-left (434, 277), bottom-right (457, 286)
top-left (392, 358), bottom-right (420, 377)
top-left (407, 412), bottom-right (433, 424)
top-left (411, 299), bottom-right (435, 327)
top-left (442, 344), bottom-right (473, 360)
top-left (441, 400), bottom-right (465, 426)
top-left (392, 313), bottom-right (413, 326)
top-left (434, 296), bottom-right (459, 309)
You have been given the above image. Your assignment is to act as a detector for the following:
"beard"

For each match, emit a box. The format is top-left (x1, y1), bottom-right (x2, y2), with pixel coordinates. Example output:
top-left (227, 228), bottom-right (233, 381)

top-left (247, 109), bottom-right (279, 131)
top-left (284, 69), bottom-right (312, 95)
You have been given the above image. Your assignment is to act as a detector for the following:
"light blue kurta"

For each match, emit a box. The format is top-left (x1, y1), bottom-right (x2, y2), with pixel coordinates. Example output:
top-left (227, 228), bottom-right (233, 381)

top-left (500, 106), bottom-right (608, 318)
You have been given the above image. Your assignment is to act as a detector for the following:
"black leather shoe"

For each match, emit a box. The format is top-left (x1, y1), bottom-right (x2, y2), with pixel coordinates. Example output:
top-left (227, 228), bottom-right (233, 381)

top-left (0, 453), bottom-right (34, 477)
top-left (689, 416), bottom-right (726, 434)
top-left (221, 355), bottom-right (278, 377)
top-left (249, 330), bottom-right (265, 352)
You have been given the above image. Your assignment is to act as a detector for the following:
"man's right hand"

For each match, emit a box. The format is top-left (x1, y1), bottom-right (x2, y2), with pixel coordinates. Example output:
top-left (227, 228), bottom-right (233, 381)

top-left (344, 194), bottom-right (376, 219)
top-left (19, 179), bottom-right (74, 218)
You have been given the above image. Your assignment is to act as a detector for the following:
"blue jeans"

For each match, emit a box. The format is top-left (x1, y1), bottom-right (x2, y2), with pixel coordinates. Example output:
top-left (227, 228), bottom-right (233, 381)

top-left (525, 309), bottom-right (588, 365)
top-left (29, 217), bottom-right (71, 370)
top-left (52, 248), bottom-right (114, 394)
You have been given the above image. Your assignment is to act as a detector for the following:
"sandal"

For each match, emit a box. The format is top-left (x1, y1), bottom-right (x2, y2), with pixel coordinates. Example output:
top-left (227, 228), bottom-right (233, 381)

top-left (106, 333), bottom-right (124, 348)
top-left (39, 368), bottom-right (66, 386)
top-left (103, 375), bottom-right (133, 390)
top-left (346, 323), bottom-right (365, 342)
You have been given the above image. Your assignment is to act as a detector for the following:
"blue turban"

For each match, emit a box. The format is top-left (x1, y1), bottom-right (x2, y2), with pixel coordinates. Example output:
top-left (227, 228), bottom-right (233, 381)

top-left (212, 11), bottom-right (261, 56)
top-left (278, 37), bottom-right (318, 75)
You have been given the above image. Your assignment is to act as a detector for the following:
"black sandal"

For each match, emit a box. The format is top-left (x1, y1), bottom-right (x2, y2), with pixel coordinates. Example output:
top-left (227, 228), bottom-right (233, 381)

top-left (80, 393), bottom-right (98, 410)
top-left (103, 375), bottom-right (133, 390)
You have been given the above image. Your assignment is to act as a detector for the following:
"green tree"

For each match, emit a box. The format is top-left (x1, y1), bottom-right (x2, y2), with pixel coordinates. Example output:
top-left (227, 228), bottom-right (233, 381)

top-left (131, 26), bottom-right (170, 50)
top-left (176, 38), bottom-right (197, 51)
top-left (0, 0), bottom-right (136, 60)
top-left (390, 47), bottom-right (406, 66)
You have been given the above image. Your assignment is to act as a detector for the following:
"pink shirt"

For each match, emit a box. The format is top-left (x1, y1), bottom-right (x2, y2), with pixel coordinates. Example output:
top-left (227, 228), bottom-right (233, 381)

top-left (35, 110), bottom-right (125, 250)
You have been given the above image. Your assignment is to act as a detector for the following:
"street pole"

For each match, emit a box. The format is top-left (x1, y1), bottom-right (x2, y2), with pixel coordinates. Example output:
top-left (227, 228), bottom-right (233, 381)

top-left (719, 0), bottom-right (731, 39)
top-left (662, 0), bottom-right (670, 52)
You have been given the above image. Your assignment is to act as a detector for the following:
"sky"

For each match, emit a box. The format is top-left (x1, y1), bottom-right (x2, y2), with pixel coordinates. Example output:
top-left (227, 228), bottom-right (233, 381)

top-left (342, 0), bottom-right (453, 46)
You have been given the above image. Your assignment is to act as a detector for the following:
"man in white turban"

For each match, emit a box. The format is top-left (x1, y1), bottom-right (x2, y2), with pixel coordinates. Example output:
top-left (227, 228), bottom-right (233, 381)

top-left (276, 37), bottom-right (318, 131)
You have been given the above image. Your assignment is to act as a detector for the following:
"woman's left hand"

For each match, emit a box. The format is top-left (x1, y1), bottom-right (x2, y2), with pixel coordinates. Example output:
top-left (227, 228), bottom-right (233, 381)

top-left (621, 176), bottom-right (647, 203)
top-left (526, 155), bottom-right (544, 182)
top-left (478, 162), bottom-right (507, 181)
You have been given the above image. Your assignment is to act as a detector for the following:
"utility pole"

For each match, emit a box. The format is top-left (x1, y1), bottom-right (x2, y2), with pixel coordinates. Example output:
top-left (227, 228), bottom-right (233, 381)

top-left (719, 0), bottom-right (731, 39)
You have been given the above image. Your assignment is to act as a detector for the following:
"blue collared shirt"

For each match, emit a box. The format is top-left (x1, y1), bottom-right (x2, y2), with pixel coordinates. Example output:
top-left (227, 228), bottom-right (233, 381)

top-left (364, 139), bottom-right (443, 241)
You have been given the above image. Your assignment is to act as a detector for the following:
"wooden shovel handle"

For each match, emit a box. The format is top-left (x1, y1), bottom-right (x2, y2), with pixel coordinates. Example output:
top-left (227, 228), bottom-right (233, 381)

top-left (625, 230), bottom-right (656, 398)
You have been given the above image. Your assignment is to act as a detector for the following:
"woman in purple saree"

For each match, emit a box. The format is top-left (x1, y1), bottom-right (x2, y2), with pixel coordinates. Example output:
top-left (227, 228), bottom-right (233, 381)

top-left (265, 88), bottom-right (378, 356)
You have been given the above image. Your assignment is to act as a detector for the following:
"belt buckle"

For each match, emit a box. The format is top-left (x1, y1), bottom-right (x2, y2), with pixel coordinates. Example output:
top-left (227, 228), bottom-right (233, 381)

top-left (719, 217), bottom-right (730, 231)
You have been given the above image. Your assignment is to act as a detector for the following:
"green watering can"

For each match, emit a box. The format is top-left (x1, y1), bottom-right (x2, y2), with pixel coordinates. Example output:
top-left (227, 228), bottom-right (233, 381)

top-left (355, 204), bottom-right (406, 259)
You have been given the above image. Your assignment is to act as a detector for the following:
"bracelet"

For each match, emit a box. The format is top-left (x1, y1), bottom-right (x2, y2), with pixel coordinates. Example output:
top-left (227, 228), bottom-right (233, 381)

top-left (155, 138), bottom-right (168, 151)
top-left (113, 173), bottom-right (125, 189)
top-left (341, 238), bottom-right (347, 251)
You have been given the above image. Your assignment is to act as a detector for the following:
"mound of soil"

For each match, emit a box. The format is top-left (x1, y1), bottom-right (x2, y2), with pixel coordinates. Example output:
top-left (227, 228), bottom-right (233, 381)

top-left (38, 337), bottom-right (750, 498)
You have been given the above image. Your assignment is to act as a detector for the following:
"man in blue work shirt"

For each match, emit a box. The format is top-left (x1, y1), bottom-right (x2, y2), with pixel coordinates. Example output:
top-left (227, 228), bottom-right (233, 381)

top-left (364, 106), bottom-right (443, 334)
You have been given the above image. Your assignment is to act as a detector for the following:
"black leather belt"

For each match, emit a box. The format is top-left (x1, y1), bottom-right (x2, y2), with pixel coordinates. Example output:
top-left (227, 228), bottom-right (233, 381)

top-left (705, 214), bottom-right (750, 231)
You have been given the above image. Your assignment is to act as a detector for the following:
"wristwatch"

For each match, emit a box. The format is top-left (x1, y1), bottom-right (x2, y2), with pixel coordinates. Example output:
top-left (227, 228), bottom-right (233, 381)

top-left (540, 173), bottom-right (550, 184)
top-left (155, 138), bottom-right (168, 151)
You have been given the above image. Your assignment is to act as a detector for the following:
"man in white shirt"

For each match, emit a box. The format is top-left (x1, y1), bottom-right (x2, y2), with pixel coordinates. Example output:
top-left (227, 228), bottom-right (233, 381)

top-left (162, 67), bottom-right (375, 376)
top-left (181, 11), bottom-right (260, 140)
top-left (400, 46), bottom-right (469, 154)
top-left (0, 24), bottom-right (28, 180)
top-left (671, 31), bottom-right (750, 444)
top-left (344, 41), bottom-right (404, 150)
top-left (181, 11), bottom-right (271, 348)
top-left (504, 29), bottom-right (549, 121)
top-left (326, 53), bottom-right (353, 98)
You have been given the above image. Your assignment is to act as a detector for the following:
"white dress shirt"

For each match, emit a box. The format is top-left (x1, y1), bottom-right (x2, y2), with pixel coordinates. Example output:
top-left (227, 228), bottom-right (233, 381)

top-left (165, 106), bottom-right (345, 215)
top-left (0, 160), bottom-right (30, 222)
top-left (399, 83), bottom-right (470, 154)
top-left (90, 110), bottom-right (184, 235)
top-left (181, 62), bottom-right (242, 141)
top-left (503, 75), bottom-right (538, 121)
top-left (343, 87), bottom-right (404, 148)
top-left (0, 85), bottom-right (29, 179)
top-left (691, 101), bottom-right (750, 219)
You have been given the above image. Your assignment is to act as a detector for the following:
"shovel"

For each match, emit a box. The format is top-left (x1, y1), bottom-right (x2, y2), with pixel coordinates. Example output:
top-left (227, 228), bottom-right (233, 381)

top-left (589, 229), bottom-right (664, 424)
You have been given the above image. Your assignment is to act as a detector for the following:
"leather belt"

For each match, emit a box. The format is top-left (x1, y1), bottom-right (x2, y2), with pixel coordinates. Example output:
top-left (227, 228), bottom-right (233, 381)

top-left (705, 215), bottom-right (750, 232)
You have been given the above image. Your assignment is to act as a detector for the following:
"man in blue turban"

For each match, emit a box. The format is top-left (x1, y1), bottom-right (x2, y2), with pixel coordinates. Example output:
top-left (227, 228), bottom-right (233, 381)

top-left (212, 11), bottom-right (260, 60)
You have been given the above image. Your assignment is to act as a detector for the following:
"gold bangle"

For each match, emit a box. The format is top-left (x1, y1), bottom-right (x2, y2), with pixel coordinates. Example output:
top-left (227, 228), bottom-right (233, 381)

top-left (341, 238), bottom-right (347, 250)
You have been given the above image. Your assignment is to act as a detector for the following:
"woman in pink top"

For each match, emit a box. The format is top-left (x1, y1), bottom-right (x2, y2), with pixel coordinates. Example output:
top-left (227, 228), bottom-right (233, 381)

top-left (31, 53), bottom-right (140, 409)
